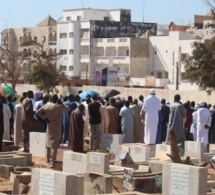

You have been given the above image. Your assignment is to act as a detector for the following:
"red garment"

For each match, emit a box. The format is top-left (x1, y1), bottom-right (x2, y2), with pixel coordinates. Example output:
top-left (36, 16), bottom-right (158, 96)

top-left (184, 109), bottom-right (193, 130)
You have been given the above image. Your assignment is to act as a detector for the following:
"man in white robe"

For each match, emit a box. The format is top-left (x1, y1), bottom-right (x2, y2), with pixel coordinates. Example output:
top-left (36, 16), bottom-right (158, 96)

top-left (197, 101), bottom-right (211, 151)
top-left (190, 105), bottom-right (199, 141)
top-left (142, 88), bottom-right (161, 144)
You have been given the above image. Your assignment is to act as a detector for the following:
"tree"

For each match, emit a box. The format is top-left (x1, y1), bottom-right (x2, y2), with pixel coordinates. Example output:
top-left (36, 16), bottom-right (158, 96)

top-left (0, 46), bottom-right (23, 89)
top-left (185, 37), bottom-right (215, 90)
top-left (23, 41), bottom-right (64, 93)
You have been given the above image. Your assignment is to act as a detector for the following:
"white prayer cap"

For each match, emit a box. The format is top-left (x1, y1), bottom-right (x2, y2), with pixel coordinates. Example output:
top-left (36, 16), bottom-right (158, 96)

top-left (199, 101), bottom-right (206, 107)
top-left (210, 107), bottom-right (215, 112)
top-left (194, 105), bottom-right (199, 110)
top-left (149, 88), bottom-right (156, 95)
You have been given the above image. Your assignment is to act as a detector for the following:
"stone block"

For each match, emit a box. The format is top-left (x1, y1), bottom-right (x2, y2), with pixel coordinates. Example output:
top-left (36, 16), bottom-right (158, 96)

top-left (129, 145), bottom-right (150, 163)
top-left (162, 163), bottom-right (207, 195)
top-left (0, 154), bottom-right (27, 167)
top-left (101, 133), bottom-right (123, 154)
top-left (209, 144), bottom-right (215, 153)
top-left (87, 152), bottom-right (109, 174)
top-left (57, 148), bottom-right (70, 161)
top-left (10, 172), bottom-right (31, 185)
top-left (63, 151), bottom-right (87, 174)
top-left (155, 144), bottom-right (171, 160)
top-left (84, 173), bottom-right (113, 194)
top-left (31, 168), bottom-right (84, 195)
top-left (0, 165), bottom-right (14, 178)
top-left (184, 141), bottom-right (205, 163)
top-left (30, 132), bottom-right (46, 157)
top-left (16, 152), bottom-right (32, 165)
top-left (148, 160), bottom-right (166, 173)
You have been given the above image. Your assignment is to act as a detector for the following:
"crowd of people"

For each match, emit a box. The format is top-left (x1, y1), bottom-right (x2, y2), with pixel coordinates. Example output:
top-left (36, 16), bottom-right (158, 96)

top-left (0, 88), bottom-right (214, 164)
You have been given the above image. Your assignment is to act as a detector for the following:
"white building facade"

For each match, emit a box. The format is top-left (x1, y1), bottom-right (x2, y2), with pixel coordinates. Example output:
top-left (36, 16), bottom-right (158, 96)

top-left (57, 8), bottom-right (156, 84)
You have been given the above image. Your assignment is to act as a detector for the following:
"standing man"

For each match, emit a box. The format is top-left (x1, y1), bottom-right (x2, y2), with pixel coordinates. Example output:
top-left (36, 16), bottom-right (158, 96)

top-left (62, 94), bottom-right (77, 143)
top-left (88, 94), bottom-right (102, 150)
top-left (0, 98), bottom-right (4, 151)
top-left (130, 99), bottom-right (142, 143)
top-left (106, 98), bottom-right (118, 134)
top-left (36, 94), bottom-right (70, 164)
top-left (143, 88), bottom-right (161, 144)
top-left (166, 94), bottom-right (186, 148)
top-left (160, 99), bottom-right (170, 142)
top-left (22, 90), bottom-right (43, 152)
top-left (14, 97), bottom-right (25, 146)
top-left (7, 95), bottom-right (14, 140)
top-left (120, 100), bottom-right (134, 143)
top-left (68, 104), bottom-right (85, 153)
top-left (196, 101), bottom-right (211, 151)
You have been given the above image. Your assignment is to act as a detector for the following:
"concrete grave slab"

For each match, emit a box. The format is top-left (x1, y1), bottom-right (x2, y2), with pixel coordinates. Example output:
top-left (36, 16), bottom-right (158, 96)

top-left (0, 154), bottom-right (27, 167)
top-left (30, 132), bottom-right (46, 157)
top-left (129, 145), bottom-right (150, 163)
top-left (155, 144), bottom-right (171, 160)
top-left (31, 168), bottom-right (84, 195)
top-left (87, 152), bottom-right (109, 174)
top-left (101, 133), bottom-right (123, 154)
top-left (162, 163), bottom-right (207, 195)
top-left (63, 151), bottom-right (87, 174)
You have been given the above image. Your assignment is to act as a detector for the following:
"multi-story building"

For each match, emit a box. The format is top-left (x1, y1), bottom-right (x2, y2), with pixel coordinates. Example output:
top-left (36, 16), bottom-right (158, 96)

top-left (57, 8), bottom-right (157, 85)
top-left (1, 15), bottom-right (57, 79)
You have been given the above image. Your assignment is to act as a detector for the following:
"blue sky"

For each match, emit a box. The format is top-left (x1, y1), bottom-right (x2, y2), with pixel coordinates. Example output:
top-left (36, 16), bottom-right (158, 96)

top-left (0, 0), bottom-right (209, 29)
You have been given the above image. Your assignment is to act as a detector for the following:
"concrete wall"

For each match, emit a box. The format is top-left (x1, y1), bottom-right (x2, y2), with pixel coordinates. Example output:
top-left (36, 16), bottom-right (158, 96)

top-left (15, 84), bottom-right (215, 104)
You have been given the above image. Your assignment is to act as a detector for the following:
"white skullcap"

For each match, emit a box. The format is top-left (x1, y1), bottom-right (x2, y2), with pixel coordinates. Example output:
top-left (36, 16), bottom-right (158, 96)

top-left (149, 88), bottom-right (156, 95)
top-left (194, 105), bottom-right (199, 110)
top-left (210, 107), bottom-right (215, 112)
top-left (199, 101), bottom-right (206, 107)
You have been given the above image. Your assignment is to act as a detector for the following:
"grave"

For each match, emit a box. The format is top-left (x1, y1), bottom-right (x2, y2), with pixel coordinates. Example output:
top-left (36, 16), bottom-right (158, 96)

top-left (30, 132), bottom-right (46, 157)
top-left (101, 133), bottom-right (123, 154)
top-left (209, 144), bottom-right (215, 153)
top-left (184, 141), bottom-right (212, 163)
top-left (162, 163), bottom-right (207, 195)
top-left (129, 145), bottom-right (150, 163)
top-left (84, 173), bottom-right (113, 194)
top-left (87, 152), bottom-right (109, 174)
top-left (0, 154), bottom-right (27, 167)
top-left (155, 144), bottom-right (171, 160)
top-left (63, 151), bottom-right (87, 174)
top-left (31, 168), bottom-right (84, 195)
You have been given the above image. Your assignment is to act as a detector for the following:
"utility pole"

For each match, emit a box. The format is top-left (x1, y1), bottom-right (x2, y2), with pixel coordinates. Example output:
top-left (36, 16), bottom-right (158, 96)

top-left (143, 0), bottom-right (145, 22)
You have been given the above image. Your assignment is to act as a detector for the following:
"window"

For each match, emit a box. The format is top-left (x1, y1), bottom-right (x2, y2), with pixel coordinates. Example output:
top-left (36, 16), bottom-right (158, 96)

top-left (181, 53), bottom-right (188, 61)
top-left (66, 17), bottom-right (71, 21)
top-left (77, 16), bottom-right (81, 21)
top-left (69, 66), bottom-right (74, 71)
top-left (157, 71), bottom-right (162, 79)
top-left (69, 32), bottom-right (74, 38)
top-left (41, 36), bottom-right (46, 43)
top-left (60, 50), bottom-right (67, 55)
top-left (19, 37), bottom-right (23, 43)
top-left (60, 33), bottom-right (67, 39)
top-left (69, 49), bottom-right (74, 54)
top-left (34, 36), bottom-right (37, 42)
top-left (126, 49), bottom-right (129, 56)
top-left (60, 66), bottom-right (67, 71)
top-left (104, 17), bottom-right (110, 21)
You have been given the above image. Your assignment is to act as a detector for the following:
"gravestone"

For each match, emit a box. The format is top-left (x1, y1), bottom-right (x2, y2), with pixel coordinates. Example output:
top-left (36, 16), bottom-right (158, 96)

top-left (86, 152), bottom-right (109, 174)
top-left (101, 133), bottom-right (122, 154)
top-left (184, 141), bottom-right (205, 163)
top-left (155, 144), bottom-right (171, 160)
top-left (63, 151), bottom-right (87, 174)
top-left (129, 145), bottom-right (150, 162)
top-left (209, 144), bottom-right (215, 153)
top-left (30, 132), bottom-right (46, 157)
top-left (31, 168), bottom-right (84, 195)
top-left (162, 163), bottom-right (207, 195)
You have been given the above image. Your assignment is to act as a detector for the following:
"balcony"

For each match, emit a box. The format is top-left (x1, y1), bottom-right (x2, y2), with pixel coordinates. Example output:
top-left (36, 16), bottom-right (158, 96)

top-left (94, 56), bottom-right (130, 65)
top-left (80, 55), bottom-right (90, 63)
top-left (94, 38), bottom-right (130, 47)
top-left (80, 38), bottom-right (90, 46)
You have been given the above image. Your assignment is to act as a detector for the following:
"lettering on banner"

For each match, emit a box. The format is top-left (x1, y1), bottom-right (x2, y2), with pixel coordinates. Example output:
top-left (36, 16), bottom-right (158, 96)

top-left (39, 171), bottom-right (55, 195)
top-left (123, 169), bottom-right (134, 191)
top-left (90, 155), bottom-right (101, 165)
top-left (71, 153), bottom-right (82, 161)
top-left (170, 165), bottom-right (189, 195)
top-left (188, 142), bottom-right (197, 152)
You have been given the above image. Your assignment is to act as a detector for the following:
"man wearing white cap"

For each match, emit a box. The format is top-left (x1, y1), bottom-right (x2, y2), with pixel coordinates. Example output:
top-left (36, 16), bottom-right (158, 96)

top-left (142, 88), bottom-right (161, 144)
top-left (196, 101), bottom-right (211, 150)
